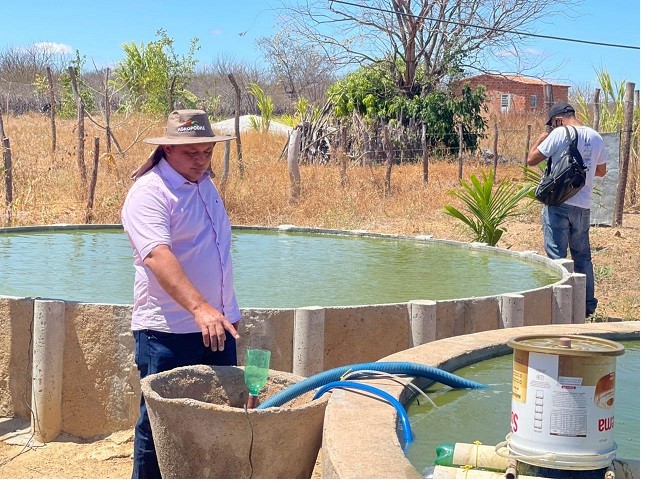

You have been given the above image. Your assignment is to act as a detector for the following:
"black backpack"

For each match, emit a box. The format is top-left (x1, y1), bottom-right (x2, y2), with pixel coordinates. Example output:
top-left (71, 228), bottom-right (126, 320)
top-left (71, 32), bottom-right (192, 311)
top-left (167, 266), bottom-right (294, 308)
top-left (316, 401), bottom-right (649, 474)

top-left (534, 125), bottom-right (587, 206)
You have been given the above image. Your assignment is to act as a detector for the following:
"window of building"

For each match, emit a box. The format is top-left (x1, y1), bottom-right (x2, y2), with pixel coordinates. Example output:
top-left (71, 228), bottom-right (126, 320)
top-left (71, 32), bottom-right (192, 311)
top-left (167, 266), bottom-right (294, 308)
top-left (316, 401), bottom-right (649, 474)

top-left (530, 95), bottom-right (538, 108)
top-left (500, 94), bottom-right (511, 113)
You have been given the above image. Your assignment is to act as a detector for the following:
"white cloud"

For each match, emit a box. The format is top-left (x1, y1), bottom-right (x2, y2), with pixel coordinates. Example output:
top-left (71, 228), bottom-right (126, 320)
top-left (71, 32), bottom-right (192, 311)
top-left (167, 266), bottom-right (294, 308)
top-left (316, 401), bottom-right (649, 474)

top-left (210, 29), bottom-right (223, 36)
top-left (32, 42), bottom-right (74, 55)
top-left (522, 47), bottom-right (546, 56)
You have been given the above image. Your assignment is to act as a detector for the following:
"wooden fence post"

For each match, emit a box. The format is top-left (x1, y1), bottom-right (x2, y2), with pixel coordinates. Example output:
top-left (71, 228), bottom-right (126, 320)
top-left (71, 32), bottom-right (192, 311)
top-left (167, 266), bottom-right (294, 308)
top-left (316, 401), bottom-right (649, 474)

top-left (68, 66), bottom-right (87, 186)
top-left (383, 124), bottom-right (393, 194)
top-left (629, 89), bottom-right (640, 205)
top-left (422, 124), bottom-right (428, 183)
top-left (85, 137), bottom-right (100, 224)
top-left (524, 124), bottom-right (531, 167)
top-left (220, 140), bottom-right (231, 190)
top-left (288, 128), bottom-right (302, 202)
top-left (2, 137), bottom-right (12, 226)
top-left (492, 122), bottom-right (499, 181)
top-left (1, 106), bottom-right (13, 225)
top-left (458, 123), bottom-right (464, 181)
top-left (613, 82), bottom-right (635, 226)
top-left (46, 67), bottom-right (57, 153)
top-left (593, 88), bottom-right (601, 132)
top-left (340, 125), bottom-right (348, 187)
top-left (362, 132), bottom-right (369, 167)
top-left (104, 68), bottom-right (111, 154)
top-left (227, 73), bottom-right (244, 177)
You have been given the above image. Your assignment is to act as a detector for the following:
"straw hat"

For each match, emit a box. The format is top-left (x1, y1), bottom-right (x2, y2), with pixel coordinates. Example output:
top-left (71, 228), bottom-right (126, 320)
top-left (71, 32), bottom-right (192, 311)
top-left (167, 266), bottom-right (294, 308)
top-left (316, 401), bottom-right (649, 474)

top-left (143, 109), bottom-right (235, 145)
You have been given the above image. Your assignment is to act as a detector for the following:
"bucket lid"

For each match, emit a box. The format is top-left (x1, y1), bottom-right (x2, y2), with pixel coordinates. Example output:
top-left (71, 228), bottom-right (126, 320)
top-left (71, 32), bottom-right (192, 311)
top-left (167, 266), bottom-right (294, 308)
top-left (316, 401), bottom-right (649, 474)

top-left (507, 334), bottom-right (625, 357)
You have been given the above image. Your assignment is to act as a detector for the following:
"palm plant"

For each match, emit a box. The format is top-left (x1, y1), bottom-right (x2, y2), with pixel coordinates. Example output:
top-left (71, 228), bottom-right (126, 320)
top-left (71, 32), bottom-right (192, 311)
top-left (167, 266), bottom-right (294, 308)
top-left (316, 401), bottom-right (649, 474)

top-left (248, 82), bottom-right (274, 133)
top-left (444, 169), bottom-right (534, 246)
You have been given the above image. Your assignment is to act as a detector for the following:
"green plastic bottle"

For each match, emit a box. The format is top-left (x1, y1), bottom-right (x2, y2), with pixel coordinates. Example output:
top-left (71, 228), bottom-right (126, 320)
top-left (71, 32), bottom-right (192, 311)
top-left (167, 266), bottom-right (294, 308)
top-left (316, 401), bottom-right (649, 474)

top-left (434, 442), bottom-right (456, 467)
top-left (245, 364), bottom-right (270, 395)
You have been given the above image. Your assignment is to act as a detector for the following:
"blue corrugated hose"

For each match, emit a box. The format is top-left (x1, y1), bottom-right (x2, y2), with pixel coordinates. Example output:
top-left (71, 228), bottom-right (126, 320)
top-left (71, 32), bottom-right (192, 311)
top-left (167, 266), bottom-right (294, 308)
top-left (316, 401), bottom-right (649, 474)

top-left (312, 380), bottom-right (414, 443)
top-left (257, 361), bottom-right (486, 409)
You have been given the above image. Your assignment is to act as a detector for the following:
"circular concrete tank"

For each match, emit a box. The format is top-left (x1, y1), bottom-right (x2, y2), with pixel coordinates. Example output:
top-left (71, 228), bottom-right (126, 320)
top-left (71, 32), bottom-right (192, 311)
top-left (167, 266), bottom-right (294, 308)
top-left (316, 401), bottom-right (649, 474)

top-left (141, 365), bottom-right (328, 478)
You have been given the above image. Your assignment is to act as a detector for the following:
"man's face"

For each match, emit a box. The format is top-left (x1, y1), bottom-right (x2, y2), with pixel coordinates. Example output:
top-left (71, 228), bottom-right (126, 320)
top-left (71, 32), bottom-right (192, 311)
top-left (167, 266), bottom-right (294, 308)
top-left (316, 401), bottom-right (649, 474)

top-left (163, 143), bottom-right (215, 182)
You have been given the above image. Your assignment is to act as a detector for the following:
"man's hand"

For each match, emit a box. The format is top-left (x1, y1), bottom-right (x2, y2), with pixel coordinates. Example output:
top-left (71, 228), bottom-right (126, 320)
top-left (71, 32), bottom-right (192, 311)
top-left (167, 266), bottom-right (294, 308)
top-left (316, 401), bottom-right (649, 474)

top-left (194, 304), bottom-right (240, 352)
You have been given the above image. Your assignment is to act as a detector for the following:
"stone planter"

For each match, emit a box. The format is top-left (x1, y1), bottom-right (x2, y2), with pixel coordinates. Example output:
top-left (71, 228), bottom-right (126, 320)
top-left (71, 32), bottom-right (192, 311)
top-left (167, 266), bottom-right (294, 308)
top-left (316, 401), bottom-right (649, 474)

top-left (141, 364), bottom-right (328, 478)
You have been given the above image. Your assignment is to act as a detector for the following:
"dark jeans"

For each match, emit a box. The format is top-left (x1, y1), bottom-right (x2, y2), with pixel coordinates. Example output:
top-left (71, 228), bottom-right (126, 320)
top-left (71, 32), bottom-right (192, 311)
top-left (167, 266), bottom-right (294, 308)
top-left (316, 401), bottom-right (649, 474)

top-left (132, 329), bottom-right (237, 479)
top-left (542, 203), bottom-right (597, 316)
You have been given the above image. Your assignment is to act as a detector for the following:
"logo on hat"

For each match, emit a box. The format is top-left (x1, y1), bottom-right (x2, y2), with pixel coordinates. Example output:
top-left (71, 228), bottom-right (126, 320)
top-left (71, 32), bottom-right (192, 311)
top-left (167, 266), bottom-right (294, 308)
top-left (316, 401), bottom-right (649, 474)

top-left (177, 117), bottom-right (206, 133)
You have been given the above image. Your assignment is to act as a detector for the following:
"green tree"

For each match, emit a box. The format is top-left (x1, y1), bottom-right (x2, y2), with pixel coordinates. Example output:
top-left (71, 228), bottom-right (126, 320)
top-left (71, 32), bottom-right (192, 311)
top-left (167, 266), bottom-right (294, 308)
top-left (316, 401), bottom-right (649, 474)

top-left (112, 29), bottom-right (199, 115)
top-left (444, 169), bottom-right (533, 246)
top-left (328, 62), bottom-right (486, 151)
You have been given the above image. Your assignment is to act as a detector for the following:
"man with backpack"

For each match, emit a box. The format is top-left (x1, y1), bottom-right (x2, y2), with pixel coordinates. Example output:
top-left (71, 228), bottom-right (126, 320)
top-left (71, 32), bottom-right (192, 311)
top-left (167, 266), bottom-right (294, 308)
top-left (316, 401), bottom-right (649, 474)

top-left (527, 102), bottom-right (608, 318)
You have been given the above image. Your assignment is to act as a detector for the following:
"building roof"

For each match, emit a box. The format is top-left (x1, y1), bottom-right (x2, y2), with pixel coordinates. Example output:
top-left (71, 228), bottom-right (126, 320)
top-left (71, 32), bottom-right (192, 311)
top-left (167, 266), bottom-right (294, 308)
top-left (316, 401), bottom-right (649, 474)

top-left (461, 73), bottom-right (571, 87)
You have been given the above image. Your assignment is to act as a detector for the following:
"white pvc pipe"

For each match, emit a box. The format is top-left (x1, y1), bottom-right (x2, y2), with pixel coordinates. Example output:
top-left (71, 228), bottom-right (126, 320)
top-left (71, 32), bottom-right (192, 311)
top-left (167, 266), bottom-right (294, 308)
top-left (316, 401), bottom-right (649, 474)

top-left (31, 299), bottom-right (66, 442)
top-left (430, 465), bottom-right (541, 479)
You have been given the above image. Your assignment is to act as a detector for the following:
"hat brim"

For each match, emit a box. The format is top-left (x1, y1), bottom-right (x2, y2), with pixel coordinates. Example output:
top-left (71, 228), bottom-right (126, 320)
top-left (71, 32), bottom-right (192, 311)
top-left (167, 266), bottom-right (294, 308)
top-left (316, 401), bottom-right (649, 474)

top-left (143, 134), bottom-right (236, 145)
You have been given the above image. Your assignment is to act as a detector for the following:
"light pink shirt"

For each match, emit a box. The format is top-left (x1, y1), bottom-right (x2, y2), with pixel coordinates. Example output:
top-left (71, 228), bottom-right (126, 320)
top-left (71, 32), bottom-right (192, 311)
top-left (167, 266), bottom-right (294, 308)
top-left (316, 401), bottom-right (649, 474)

top-left (121, 159), bottom-right (241, 333)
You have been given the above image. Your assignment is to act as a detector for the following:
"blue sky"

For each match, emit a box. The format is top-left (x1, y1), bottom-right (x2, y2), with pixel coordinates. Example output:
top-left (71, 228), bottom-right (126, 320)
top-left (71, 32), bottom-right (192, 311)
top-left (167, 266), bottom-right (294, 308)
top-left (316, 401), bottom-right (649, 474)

top-left (0, 0), bottom-right (640, 90)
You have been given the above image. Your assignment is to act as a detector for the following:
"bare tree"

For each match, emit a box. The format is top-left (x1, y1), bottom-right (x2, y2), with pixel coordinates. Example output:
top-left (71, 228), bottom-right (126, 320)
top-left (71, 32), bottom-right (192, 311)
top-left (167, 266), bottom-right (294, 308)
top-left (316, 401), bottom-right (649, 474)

top-left (275, 0), bottom-right (578, 94)
top-left (193, 55), bottom-right (267, 117)
top-left (257, 29), bottom-right (337, 105)
top-left (0, 44), bottom-right (70, 113)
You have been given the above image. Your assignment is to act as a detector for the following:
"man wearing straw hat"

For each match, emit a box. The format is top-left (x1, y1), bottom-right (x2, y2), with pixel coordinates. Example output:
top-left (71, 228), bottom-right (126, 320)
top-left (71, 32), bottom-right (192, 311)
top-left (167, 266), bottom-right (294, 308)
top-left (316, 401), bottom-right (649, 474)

top-left (122, 109), bottom-right (240, 478)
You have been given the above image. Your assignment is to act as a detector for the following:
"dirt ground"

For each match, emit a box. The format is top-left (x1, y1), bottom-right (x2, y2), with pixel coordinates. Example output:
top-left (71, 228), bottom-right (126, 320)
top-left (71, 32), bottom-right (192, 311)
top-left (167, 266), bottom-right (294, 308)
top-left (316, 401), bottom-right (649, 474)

top-left (0, 212), bottom-right (640, 479)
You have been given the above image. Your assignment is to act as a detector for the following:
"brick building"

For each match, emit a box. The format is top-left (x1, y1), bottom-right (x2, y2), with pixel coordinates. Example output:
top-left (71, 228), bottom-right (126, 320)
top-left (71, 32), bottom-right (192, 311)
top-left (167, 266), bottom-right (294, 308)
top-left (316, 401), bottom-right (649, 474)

top-left (456, 73), bottom-right (570, 117)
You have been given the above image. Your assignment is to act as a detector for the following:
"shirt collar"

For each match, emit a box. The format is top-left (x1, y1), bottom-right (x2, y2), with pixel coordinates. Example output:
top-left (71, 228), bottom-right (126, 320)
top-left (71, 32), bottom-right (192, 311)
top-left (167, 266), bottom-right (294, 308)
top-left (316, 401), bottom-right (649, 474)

top-left (157, 158), bottom-right (210, 189)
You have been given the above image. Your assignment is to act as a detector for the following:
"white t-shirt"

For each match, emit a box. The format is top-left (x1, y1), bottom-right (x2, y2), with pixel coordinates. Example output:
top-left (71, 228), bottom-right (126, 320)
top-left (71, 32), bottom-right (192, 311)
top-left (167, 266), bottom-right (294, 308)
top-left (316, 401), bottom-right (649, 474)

top-left (537, 125), bottom-right (607, 209)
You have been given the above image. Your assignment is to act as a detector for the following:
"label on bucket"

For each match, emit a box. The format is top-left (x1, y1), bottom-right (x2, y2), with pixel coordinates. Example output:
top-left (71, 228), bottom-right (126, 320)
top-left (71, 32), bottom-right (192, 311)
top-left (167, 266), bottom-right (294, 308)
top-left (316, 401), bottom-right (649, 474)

top-left (509, 349), bottom-right (617, 469)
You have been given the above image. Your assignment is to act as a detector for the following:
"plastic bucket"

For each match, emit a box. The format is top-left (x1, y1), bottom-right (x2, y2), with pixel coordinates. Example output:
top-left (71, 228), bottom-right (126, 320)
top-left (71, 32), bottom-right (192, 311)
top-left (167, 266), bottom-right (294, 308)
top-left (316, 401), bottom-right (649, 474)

top-left (506, 334), bottom-right (624, 471)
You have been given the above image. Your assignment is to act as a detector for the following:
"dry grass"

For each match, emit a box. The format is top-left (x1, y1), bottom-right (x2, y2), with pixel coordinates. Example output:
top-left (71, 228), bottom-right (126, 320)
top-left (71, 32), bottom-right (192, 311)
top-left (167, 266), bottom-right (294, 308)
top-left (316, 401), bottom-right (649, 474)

top-left (0, 113), bottom-right (639, 321)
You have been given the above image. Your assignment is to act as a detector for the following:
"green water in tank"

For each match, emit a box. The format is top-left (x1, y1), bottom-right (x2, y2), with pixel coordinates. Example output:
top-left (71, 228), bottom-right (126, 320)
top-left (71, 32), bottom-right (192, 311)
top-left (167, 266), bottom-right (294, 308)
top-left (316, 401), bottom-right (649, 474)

top-left (0, 227), bottom-right (561, 307)
top-left (405, 340), bottom-right (640, 473)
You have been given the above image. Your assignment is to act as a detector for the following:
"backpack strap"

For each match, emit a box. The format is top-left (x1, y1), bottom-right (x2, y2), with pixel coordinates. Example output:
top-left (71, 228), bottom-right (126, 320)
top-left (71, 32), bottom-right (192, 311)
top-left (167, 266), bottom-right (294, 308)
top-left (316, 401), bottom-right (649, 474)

top-left (548, 125), bottom-right (577, 170)
top-left (565, 125), bottom-right (579, 148)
